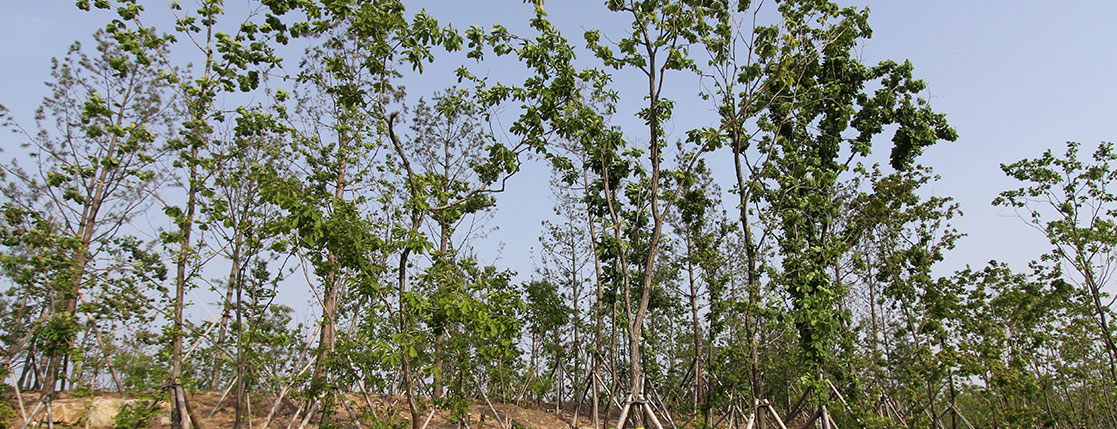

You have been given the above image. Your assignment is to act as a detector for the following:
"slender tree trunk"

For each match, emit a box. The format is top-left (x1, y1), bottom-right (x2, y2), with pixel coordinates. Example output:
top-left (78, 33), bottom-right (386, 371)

top-left (388, 115), bottom-right (426, 429)
top-left (170, 142), bottom-right (200, 429)
top-left (43, 129), bottom-right (117, 396)
top-left (685, 231), bottom-right (703, 411)
top-left (398, 242), bottom-right (422, 429)
top-left (305, 139), bottom-right (350, 429)
top-left (948, 371), bottom-right (958, 429)
top-left (211, 229), bottom-right (242, 392)
top-left (611, 300), bottom-right (619, 402)
top-left (555, 339), bottom-right (564, 411)
top-left (615, 21), bottom-right (670, 403)
top-left (581, 164), bottom-right (608, 429)
top-left (167, 24), bottom-right (221, 427)
top-left (569, 226), bottom-right (581, 413)
top-left (531, 333), bottom-right (539, 404)
top-left (631, 63), bottom-right (665, 398)
top-left (233, 228), bottom-right (247, 429)
top-left (1083, 270), bottom-right (1117, 383)
top-left (868, 255), bottom-right (880, 379)
top-left (433, 221), bottom-right (449, 400)
top-left (731, 116), bottom-right (766, 428)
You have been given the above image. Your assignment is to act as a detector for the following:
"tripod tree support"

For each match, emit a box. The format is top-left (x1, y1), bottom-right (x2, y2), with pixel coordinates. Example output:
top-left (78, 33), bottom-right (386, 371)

top-left (613, 394), bottom-right (665, 429)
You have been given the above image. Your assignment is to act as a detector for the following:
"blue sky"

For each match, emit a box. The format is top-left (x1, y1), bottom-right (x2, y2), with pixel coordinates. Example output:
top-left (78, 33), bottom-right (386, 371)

top-left (3, 1), bottom-right (1116, 309)
top-left (413, 1), bottom-right (1117, 279)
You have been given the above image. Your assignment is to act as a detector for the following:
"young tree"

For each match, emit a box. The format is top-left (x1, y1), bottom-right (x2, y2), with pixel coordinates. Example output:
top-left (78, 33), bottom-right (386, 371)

top-left (950, 262), bottom-right (1084, 427)
top-left (259, 31), bottom-right (390, 424)
top-left (256, 1), bottom-right (585, 426)
top-left (523, 279), bottom-right (570, 404)
top-left (204, 107), bottom-right (290, 426)
top-left (996, 141), bottom-right (1117, 384)
top-left (407, 88), bottom-right (500, 401)
top-left (849, 165), bottom-right (962, 426)
top-left (582, 4), bottom-right (723, 423)
top-left (536, 171), bottom-right (596, 412)
top-left (63, 1), bottom-right (289, 426)
top-left (0, 27), bottom-right (172, 407)
top-left (670, 159), bottom-right (731, 418)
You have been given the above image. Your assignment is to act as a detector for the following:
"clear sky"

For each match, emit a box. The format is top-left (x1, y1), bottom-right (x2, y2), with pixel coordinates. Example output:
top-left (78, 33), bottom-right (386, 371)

top-left (409, 1), bottom-right (1117, 279)
top-left (3, 1), bottom-right (1116, 316)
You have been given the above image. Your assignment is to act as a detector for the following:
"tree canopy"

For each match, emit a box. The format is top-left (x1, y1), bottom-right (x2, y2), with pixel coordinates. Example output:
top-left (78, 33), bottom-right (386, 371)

top-left (0, 1), bottom-right (1113, 428)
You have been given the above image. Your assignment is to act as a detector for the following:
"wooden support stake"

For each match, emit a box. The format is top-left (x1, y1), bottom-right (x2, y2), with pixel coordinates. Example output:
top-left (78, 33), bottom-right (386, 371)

top-left (764, 403), bottom-right (789, 429)
top-left (785, 389), bottom-right (812, 424)
top-left (18, 395), bottom-right (45, 429)
top-left (948, 404), bottom-right (976, 429)
top-left (825, 409), bottom-right (840, 429)
top-left (247, 390), bottom-right (253, 429)
top-left (615, 397), bottom-right (633, 429)
top-left (348, 357), bottom-right (381, 421)
top-left (295, 399), bottom-right (318, 429)
top-left (12, 375), bottom-right (26, 421)
top-left (475, 371), bottom-right (509, 429)
top-left (208, 374), bottom-right (238, 417)
top-left (337, 390), bottom-right (365, 429)
top-left (710, 403), bottom-right (729, 428)
top-left (797, 409), bottom-right (823, 429)
top-left (418, 407), bottom-right (436, 429)
top-left (647, 387), bottom-right (677, 429)
top-left (283, 400), bottom-right (305, 429)
top-left (263, 356), bottom-right (317, 429)
top-left (642, 401), bottom-right (665, 429)
top-left (596, 372), bottom-right (624, 410)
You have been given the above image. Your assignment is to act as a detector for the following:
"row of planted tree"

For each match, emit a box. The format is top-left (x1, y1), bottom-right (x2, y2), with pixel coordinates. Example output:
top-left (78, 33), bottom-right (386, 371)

top-left (1, 0), bottom-right (1115, 428)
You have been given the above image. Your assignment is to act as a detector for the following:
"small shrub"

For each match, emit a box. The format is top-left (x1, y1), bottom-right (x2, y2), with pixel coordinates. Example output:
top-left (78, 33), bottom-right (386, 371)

top-left (113, 398), bottom-right (162, 429)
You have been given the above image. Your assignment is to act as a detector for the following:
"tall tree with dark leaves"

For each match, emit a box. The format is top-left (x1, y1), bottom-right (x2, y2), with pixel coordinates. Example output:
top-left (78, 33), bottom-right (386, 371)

top-left (751, 2), bottom-right (955, 408)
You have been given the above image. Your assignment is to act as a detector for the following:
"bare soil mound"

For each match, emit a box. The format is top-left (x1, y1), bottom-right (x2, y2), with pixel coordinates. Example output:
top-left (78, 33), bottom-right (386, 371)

top-left (3, 391), bottom-right (604, 428)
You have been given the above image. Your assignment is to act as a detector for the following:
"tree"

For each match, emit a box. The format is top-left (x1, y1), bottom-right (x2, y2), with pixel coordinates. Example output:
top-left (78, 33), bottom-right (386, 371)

top-left (850, 165), bottom-right (963, 426)
top-left (996, 141), bottom-right (1117, 386)
top-left (582, 3), bottom-right (723, 422)
top-left (536, 170), bottom-right (597, 413)
top-left (205, 107), bottom-right (290, 425)
top-left (950, 262), bottom-right (1082, 427)
top-left (259, 31), bottom-right (389, 424)
top-left (0, 27), bottom-right (172, 405)
top-left (670, 159), bottom-right (731, 419)
top-left (14, 1), bottom-right (1117, 428)
top-left (523, 279), bottom-right (570, 404)
top-left (255, 2), bottom-right (585, 426)
top-left (63, 1), bottom-right (288, 426)
top-left (407, 88), bottom-right (500, 401)
top-left (749, 2), bottom-right (955, 404)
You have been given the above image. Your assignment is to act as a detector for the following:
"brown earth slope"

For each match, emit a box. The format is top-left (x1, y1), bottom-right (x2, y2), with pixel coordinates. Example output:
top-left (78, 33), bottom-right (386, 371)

top-left (3, 391), bottom-right (614, 428)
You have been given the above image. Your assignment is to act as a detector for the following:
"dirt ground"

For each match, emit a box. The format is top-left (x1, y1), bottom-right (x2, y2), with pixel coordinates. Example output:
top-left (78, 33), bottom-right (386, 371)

top-left (2, 390), bottom-right (616, 428)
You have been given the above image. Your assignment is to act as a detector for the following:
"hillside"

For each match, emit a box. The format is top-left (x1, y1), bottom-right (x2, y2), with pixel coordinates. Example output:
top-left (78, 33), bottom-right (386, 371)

top-left (4, 391), bottom-right (604, 429)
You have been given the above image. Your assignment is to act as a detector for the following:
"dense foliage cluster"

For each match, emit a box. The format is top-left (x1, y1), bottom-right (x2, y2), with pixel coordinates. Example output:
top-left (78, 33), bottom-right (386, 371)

top-left (1, 0), bottom-right (1114, 428)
